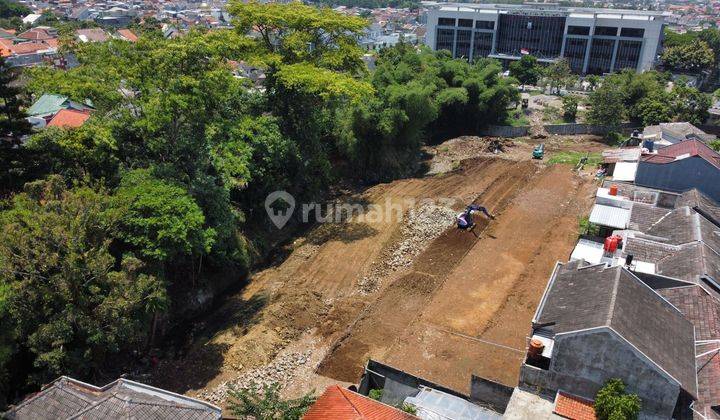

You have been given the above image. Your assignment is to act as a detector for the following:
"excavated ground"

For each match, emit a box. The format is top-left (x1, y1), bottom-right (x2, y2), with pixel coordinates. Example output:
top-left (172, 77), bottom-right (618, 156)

top-left (151, 136), bottom-right (601, 409)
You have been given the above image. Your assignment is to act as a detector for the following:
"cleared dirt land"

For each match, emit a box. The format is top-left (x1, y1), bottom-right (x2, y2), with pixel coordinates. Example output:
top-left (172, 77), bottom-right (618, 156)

top-left (152, 137), bottom-right (601, 406)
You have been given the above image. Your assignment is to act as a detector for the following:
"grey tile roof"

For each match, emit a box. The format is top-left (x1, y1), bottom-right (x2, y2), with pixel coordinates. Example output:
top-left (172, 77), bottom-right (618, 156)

top-left (4, 377), bottom-right (221, 420)
top-left (535, 264), bottom-right (698, 397)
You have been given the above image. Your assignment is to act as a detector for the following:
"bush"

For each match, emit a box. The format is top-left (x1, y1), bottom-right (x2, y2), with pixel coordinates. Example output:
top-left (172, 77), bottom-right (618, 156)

top-left (562, 95), bottom-right (579, 121)
top-left (228, 382), bottom-right (316, 420)
top-left (710, 139), bottom-right (720, 152)
top-left (594, 379), bottom-right (642, 420)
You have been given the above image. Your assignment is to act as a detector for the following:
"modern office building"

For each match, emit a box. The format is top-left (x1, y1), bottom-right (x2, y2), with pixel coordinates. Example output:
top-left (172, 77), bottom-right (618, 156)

top-left (425, 3), bottom-right (668, 74)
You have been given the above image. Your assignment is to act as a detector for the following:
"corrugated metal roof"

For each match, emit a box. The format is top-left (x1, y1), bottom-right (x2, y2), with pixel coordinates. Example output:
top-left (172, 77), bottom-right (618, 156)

top-left (27, 93), bottom-right (68, 117)
top-left (589, 204), bottom-right (630, 228)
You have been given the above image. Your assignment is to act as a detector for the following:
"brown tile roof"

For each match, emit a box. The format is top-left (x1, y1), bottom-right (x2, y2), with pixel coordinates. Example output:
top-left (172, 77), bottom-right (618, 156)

top-left (554, 391), bottom-right (596, 420)
top-left (17, 28), bottom-right (53, 41)
top-left (117, 29), bottom-right (138, 42)
top-left (303, 385), bottom-right (417, 420)
top-left (76, 28), bottom-right (109, 43)
top-left (659, 286), bottom-right (720, 419)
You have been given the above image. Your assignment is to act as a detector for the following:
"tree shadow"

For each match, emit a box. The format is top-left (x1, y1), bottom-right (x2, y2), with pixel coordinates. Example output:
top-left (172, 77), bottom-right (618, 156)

top-left (305, 222), bottom-right (379, 245)
top-left (151, 293), bottom-right (269, 394)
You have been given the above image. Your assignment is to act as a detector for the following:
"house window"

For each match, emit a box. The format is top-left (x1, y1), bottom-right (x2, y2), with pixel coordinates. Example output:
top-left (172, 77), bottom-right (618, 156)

top-left (438, 17), bottom-right (456, 26)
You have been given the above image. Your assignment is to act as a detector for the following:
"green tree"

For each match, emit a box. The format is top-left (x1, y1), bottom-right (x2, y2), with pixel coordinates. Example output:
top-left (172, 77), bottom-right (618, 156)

top-left (594, 379), bottom-right (642, 420)
top-left (0, 0), bottom-right (30, 19)
top-left (662, 40), bottom-right (714, 72)
top-left (228, 1), bottom-right (368, 73)
top-left (561, 95), bottom-right (579, 121)
top-left (672, 83), bottom-right (711, 125)
top-left (0, 177), bottom-right (167, 388)
top-left (544, 59), bottom-right (574, 95)
top-left (587, 83), bottom-right (626, 127)
top-left (228, 383), bottom-right (316, 420)
top-left (0, 56), bottom-right (31, 139)
top-left (112, 169), bottom-right (215, 263)
top-left (636, 92), bottom-right (674, 125)
top-left (509, 55), bottom-right (540, 89)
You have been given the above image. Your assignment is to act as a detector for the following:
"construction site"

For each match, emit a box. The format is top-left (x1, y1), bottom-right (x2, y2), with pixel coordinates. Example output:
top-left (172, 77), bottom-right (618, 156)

top-left (152, 135), bottom-right (606, 409)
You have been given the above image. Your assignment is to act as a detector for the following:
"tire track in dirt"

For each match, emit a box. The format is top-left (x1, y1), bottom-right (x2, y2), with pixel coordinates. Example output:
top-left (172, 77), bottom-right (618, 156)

top-left (316, 159), bottom-right (538, 382)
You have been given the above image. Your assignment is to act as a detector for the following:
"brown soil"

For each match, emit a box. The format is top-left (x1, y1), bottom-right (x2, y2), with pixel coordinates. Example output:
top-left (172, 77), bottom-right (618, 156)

top-left (152, 136), bottom-right (599, 406)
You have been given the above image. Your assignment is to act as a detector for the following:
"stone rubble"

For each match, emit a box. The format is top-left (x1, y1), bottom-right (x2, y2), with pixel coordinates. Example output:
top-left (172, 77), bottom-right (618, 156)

top-left (196, 350), bottom-right (312, 404)
top-left (358, 203), bottom-right (456, 293)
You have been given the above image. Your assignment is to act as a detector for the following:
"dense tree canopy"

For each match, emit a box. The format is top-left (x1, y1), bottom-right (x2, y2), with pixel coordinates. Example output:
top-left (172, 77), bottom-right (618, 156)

top-left (509, 55), bottom-right (540, 89)
top-left (587, 70), bottom-right (711, 127)
top-left (0, 2), bottom-right (520, 404)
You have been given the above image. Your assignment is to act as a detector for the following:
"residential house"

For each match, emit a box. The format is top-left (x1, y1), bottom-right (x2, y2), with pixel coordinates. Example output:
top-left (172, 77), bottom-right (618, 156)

top-left (303, 385), bottom-right (418, 420)
top-left (116, 28), bottom-right (138, 42)
top-left (4, 376), bottom-right (221, 419)
top-left (76, 28), bottom-right (110, 43)
top-left (642, 122), bottom-right (716, 149)
top-left (22, 14), bottom-right (44, 26)
top-left (520, 262), bottom-right (697, 419)
top-left (635, 139), bottom-right (720, 202)
top-left (26, 93), bottom-right (94, 128)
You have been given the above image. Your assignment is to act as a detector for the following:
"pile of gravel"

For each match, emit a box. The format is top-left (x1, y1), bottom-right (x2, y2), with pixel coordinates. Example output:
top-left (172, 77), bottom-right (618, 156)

top-left (358, 203), bottom-right (456, 293)
top-left (196, 350), bottom-right (312, 404)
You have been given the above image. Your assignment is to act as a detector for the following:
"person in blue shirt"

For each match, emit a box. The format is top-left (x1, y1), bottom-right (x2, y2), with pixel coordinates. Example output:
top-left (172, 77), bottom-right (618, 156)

top-left (457, 204), bottom-right (494, 232)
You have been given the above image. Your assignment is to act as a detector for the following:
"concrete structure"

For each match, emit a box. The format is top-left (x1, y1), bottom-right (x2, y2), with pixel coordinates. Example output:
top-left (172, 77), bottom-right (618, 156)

top-left (424, 2), bottom-right (667, 74)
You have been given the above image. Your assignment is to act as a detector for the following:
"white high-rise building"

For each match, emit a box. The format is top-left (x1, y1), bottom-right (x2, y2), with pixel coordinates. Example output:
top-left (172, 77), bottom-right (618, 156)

top-left (425, 2), bottom-right (668, 74)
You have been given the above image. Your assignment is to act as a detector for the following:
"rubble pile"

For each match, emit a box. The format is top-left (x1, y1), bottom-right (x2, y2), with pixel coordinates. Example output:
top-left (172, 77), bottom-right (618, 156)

top-left (359, 203), bottom-right (456, 293)
top-left (196, 350), bottom-right (312, 404)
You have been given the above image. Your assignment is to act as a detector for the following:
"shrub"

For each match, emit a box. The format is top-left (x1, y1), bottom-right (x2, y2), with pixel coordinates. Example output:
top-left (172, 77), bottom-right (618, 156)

top-left (594, 379), bottom-right (642, 420)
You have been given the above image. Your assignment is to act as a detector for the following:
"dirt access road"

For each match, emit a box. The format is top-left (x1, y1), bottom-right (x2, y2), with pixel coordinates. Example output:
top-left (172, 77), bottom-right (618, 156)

top-left (152, 137), bottom-right (601, 406)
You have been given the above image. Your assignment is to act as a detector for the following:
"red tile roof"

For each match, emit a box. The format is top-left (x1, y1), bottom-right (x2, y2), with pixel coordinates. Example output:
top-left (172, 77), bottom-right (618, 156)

top-left (641, 139), bottom-right (720, 170)
top-left (47, 109), bottom-right (91, 128)
top-left (554, 391), bottom-right (596, 420)
top-left (9, 41), bottom-right (50, 55)
top-left (117, 29), bottom-right (138, 42)
top-left (17, 28), bottom-right (53, 41)
top-left (303, 386), bottom-right (417, 420)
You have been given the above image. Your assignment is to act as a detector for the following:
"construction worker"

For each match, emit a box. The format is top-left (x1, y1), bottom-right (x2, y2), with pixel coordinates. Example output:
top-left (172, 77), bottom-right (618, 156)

top-left (457, 204), bottom-right (494, 231)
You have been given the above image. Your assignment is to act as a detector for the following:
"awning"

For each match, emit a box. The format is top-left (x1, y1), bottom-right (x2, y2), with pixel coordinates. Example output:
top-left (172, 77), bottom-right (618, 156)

top-left (612, 161), bottom-right (638, 182)
top-left (589, 204), bottom-right (630, 229)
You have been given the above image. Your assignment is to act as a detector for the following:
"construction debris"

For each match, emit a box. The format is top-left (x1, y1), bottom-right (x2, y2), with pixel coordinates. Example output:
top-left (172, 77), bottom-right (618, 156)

top-left (358, 203), bottom-right (456, 293)
top-left (196, 350), bottom-right (313, 404)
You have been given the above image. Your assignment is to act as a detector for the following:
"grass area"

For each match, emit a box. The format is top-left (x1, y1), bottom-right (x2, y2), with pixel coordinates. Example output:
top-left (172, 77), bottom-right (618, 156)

top-left (541, 106), bottom-right (575, 124)
top-left (503, 109), bottom-right (530, 127)
top-left (547, 151), bottom-right (602, 166)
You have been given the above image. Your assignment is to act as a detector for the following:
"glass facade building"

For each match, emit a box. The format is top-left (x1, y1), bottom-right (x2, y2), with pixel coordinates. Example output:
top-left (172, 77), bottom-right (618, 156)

top-left (426, 4), bottom-right (666, 75)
